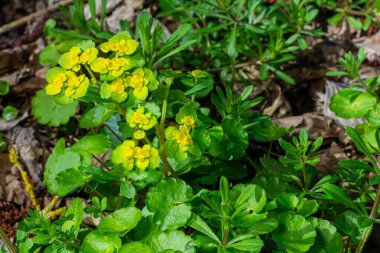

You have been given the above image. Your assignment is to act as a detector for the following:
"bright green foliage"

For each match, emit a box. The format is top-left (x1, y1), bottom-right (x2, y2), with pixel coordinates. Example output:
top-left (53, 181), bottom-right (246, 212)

top-left (32, 89), bottom-right (78, 126)
top-left (146, 178), bottom-right (193, 231)
top-left (20, 1), bottom-right (380, 253)
top-left (2, 106), bottom-right (19, 122)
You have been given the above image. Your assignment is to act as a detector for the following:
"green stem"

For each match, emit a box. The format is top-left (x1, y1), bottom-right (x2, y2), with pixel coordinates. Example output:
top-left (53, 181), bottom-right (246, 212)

top-left (115, 102), bottom-right (126, 117)
top-left (156, 125), bottom-right (178, 179)
top-left (85, 64), bottom-right (97, 84)
top-left (355, 184), bottom-right (380, 253)
top-left (92, 155), bottom-right (111, 171)
top-left (0, 227), bottom-right (17, 253)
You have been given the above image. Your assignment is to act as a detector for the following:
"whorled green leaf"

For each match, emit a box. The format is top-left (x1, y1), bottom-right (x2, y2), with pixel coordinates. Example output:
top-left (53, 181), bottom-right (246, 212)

top-left (146, 178), bottom-right (193, 231)
top-left (231, 184), bottom-right (267, 227)
top-left (272, 213), bottom-right (316, 253)
top-left (209, 119), bottom-right (249, 160)
top-left (32, 89), bottom-right (77, 127)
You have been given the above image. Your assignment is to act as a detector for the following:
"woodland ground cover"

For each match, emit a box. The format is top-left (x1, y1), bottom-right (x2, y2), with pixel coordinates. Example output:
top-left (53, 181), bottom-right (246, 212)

top-left (1, 0), bottom-right (380, 252)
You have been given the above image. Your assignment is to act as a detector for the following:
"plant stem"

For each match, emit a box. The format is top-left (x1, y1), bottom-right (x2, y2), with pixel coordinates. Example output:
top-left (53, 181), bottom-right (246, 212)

top-left (104, 123), bottom-right (124, 143)
top-left (92, 155), bottom-right (111, 171)
top-left (155, 125), bottom-right (178, 179)
top-left (0, 227), bottom-right (17, 253)
top-left (355, 184), bottom-right (380, 253)
top-left (85, 64), bottom-right (97, 84)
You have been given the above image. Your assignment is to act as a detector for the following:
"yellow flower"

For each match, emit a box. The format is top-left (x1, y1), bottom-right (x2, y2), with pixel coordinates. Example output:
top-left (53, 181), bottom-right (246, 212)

top-left (173, 125), bottom-right (193, 151)
top-left (133, 130), bottom-right (146, 140)
top-left (100, 78), bottom-right (128, 102)
top-left (133, 145), bottom-right (160, 171)
top-left (127, 106), bottom-right (157, 131)
top-left (99, 32), bottom-right (139, 56)
top-left (181, 116), bottom-right (196, 128)
top-left (59, 46), bottom-right (98, 72)
top-left (165, 125), bottom-right (193, 152)
top-left (45, 67), bottom-right (89, 101)
top-left (90, 57), bottom-right (134, 78)
top-left (110, 140), bottom-right (136, 171)
top-left (125, 68), bottom-right (158, 100)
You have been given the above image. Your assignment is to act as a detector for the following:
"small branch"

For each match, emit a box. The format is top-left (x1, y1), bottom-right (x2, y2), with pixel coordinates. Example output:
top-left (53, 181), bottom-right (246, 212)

top-left (355, 184), bottom-right (380, 253)
top-left (0, 0), bottom-right (73, 34)
top-left (92, 155), bottom-right (111, 171)
top-left (104, 123), bottom-right (124, 143)
top-left (0, 227), bottom-right (17, 253)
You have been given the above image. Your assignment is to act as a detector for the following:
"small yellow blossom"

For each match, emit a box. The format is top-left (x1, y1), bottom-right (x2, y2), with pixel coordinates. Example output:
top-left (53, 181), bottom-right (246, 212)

top-left (45, 67), bottom-right (89, 102)
top-left (90, 57), bottom-right (134, 78)
top-left (127, 106), bottom-right (157, 131)
top-left (125, 68), bottom-right (158, 100)
top-left (99, 32), bottom-right (138, 56)
top-left (133, 145), bottom-right (160, 171)
top-left (111, 140), bottom-right (136, 171)
top-left (100, 78), bottom-right (128, 102)
top-left (133, 130), bottom-right (146, 140)
top-left (165, 125), bottom-right (193, 152)
top-left (181, 116), bottom-right (196, 128)
top-left (59, 46), bottom-right (98, 72)
top-left (111, 141), bottom-right (160, 171)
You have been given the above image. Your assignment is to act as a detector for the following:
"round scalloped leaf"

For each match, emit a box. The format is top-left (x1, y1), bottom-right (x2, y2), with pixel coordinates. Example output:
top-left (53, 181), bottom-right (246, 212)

top-left (32, 89), bottom-right (78, 126)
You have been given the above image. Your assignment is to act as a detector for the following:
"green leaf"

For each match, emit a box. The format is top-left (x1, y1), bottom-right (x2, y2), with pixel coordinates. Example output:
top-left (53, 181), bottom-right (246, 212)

top-left (2, 106), bottom-right (19, 122)
top-left (246, 218), bottom-right (279, 235)
top-left (325, 71), bottom-right (348, 77)
top-left (187, 213), bottom-right (220, 243)
top-left (369, 175), bottom-right (380, 186)
top-left (82, 231), bottom-right (122, 253)
top-left (232, 184), bottom-right (267, 227)
top-left (330, 89), bottom-right (377, 118)
top-left (269, 66), bottom-right (295, 85)
top-left (296, 198), bottom-right (319, 217)
top-left (71, 134), bottom-right (111, 155)
top-left (366, 103), bottom-right (380, 127)
top-left (226, 25), bottom-right (237, 59)
top-left (62, 198), bottom-right (83, 235)
top-left (0, 80), bottom-right (10, 95)
top-left (259, 64), bottom-right (269, 80)
top-left (334, 211), bottom-right (363, 243)
top-left (120, 242), bottom-right (153, 253)
top-left (146, 178), bottom-right (193, 231)
top-left (98, 207), bottom-right (142, 234)
top-left (276, 193), bottom-right (299, 211)
top-left (209, 119), bottom-right (249, 160)
top-left (309, 218), bottom-right (343, 253)
top-left (79, 103), bottom-right (115, 128)
top-left (328, 13), bottom-right (343, 25)
top-left (226, 237), bottom-right (263, 252)
top-left (272, 213), bottom-right (316, 253)
top-left (339, 160), bottom-right (374, 172)
top-left (347, 16), bottom-right (362, 30)
top-left (44, 139), bottom-right (85, 196)
top-left (322, 183), bottom-right (362, 214)
top-left (346, 127), bottom-right (379, 171)
top-left (248, 120), bottom-right (287, 142)
top-left (32, 89), bottom-right (77, 127)
top-left (149, 230), bottom-right (195, 253)
top-left (39, 44), bottom-right (60, 66)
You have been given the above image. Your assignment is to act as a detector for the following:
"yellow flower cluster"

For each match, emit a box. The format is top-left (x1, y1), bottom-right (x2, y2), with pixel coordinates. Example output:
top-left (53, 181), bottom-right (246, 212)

top-left (125, 68), bottom-right (157, 100)
top-left (127, 107), bottom-right (157, 140)
top-left (90, 57), bottom-right (135, 78)
top-left (59, 46), bottom-right (98, 72)
top-left (45, 67), bottom-right (89, 101)
top-left (111, 140), bottom-right (160, 171)
top-left (99, 33), bottom-right (138, 56)
top-left (165, 115), bottom-right (197, 152)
